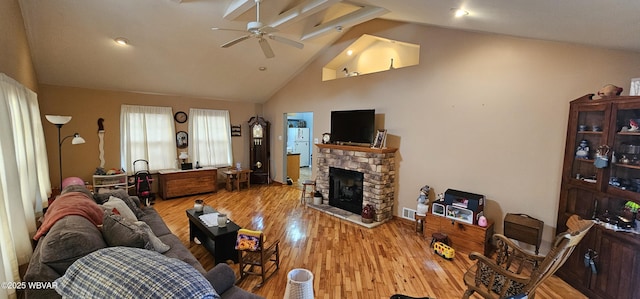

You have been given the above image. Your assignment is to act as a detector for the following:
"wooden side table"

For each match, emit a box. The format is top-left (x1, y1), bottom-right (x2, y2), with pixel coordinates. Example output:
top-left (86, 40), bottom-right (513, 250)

top-left (223, 169), bottom-right (252, 191)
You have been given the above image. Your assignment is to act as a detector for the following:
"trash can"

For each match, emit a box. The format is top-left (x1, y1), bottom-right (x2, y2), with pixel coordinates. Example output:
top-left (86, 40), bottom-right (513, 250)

top-left (283, 268), bottom-right (314, 299)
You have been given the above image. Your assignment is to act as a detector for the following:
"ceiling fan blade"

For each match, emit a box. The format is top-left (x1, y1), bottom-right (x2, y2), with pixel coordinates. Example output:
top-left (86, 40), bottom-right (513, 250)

top-left (211, 27), bottom-right (247, 33)
top-left (258, 38), bottom-right (275, 58)
top-left (221, 35), bottom-right (251, 48)
top-left (268, 35), bottom-right (304, 49)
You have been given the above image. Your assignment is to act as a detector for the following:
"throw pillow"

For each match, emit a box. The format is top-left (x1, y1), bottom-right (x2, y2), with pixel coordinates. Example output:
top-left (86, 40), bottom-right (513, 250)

top-left (93, 190), bottom-right (145, 219)
top-left (40, 215), bottom-right (107, 275)
top-left (235, 229), bottom-right (262, 251)
top-left (55, 247), bottom-right (220, 299)
top-left (134, 221), bottom-right (170, 253)
top-left (102, 196), bottom-right (137, 222)
top-left (101, 213), bottom-right (148, 249)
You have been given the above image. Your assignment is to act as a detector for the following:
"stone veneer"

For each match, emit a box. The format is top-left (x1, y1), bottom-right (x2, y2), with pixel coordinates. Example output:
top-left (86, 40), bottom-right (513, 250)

top-left (315, 144), bottom-right (397, 222)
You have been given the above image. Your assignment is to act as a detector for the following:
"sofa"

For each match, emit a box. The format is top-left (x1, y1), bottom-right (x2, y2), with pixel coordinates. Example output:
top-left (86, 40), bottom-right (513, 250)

top-left (23, 187), bottom-right (262, 299)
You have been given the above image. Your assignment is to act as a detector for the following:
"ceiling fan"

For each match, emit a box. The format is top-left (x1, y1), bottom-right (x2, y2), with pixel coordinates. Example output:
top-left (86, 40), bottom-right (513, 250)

top-left (212, 0), bottom-right (304, 59)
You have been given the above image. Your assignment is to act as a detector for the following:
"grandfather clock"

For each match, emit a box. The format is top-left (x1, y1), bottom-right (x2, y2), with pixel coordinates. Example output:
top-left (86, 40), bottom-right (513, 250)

top-left (248, 115), bottom-right (270, 184)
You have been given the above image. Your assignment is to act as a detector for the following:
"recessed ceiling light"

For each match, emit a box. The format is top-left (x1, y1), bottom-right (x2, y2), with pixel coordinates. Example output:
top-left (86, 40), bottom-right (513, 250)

top-left (451, 8), bottom-right (469, 17)
top-left (114, 37), bottom-right (129, 46)
top-left (347, 50), bottom-right (353, 56)
top-left (258, 66), bottom-right (267, 71)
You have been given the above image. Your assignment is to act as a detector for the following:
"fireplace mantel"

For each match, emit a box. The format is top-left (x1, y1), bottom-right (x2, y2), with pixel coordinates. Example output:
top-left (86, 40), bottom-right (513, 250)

top-left (315, 143), bottom-right (398, 154)
top-left (315, 143), bottom-right (397, 222)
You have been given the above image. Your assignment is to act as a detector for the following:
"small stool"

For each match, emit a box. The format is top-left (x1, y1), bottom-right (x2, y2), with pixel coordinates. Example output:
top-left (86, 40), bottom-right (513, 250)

top-left (430, 232), bottom-right (449, 247)
top-left (300, 180), bottom-right (316, 205)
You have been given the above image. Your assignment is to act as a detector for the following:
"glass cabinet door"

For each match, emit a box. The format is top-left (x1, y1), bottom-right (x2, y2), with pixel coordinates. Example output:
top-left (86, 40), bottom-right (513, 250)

top-left (607, 103), bottom-right (640, 199)
top-left (571, 107), bottom-right (607, 186)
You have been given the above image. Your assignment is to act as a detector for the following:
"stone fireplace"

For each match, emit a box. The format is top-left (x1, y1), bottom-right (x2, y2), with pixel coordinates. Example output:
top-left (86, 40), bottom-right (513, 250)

top-left (315, 144), bottom-right (397, 222)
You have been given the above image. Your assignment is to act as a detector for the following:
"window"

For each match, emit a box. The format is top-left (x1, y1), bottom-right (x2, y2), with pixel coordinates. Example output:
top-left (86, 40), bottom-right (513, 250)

top-left (188, 109), bottom-right (233, 167)
top-left (120, 105), bottom-right (176, 173)
top-left (0, 73), bottom-right (49, 297)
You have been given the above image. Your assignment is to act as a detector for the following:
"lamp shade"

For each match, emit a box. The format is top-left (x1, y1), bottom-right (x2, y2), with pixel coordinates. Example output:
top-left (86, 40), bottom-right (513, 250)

top-left (179, 151), bottom-right (189, 160)
top-left (45, 115), bottom-right (72, 125)
top-left (71, 133), bottom-right (85, 145)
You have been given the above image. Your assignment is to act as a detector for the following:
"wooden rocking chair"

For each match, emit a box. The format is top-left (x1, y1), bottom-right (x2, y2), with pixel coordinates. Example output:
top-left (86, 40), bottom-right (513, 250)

top-left (462, 214), bottom-right (594, 299)
top-left (235, 229), bottom-right (280, 289)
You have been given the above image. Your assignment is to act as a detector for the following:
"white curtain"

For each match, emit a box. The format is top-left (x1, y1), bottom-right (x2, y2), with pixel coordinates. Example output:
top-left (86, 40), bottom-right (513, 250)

top-left (0, 73), bottom-right (51, 299)
top-left (188, 109), bottom-right (233, 168)
top-left (120, 105), bottom-right (176, 173)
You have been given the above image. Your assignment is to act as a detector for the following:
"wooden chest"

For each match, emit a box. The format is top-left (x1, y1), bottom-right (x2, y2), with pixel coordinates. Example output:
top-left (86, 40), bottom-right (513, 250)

top-left (158, 168), bottom-right (217, 199)
top-left (424, 213), bottom-right (494, 256)
top-left (503, 213), bottom-right (544, 255)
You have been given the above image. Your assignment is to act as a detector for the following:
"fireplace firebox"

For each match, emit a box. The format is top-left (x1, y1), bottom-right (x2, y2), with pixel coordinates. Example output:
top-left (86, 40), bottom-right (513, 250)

top-left (329, 167), bottom-right (364, 215)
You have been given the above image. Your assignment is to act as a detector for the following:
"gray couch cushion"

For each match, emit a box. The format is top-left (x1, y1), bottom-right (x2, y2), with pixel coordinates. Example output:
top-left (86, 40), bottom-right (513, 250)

top-left (140, 207), bottom-right (172, 236)
top-left (159, 233), bottom-right (206, 273)
top-left (39, 215), bottom-right (107, 275)
top-left (102, 213), bottom-right (147, 249)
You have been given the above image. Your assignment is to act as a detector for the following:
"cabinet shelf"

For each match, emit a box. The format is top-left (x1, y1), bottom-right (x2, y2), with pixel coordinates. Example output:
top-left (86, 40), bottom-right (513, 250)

top-left (93, 173), bottom-right (128, 193)
top-left (612, 163), bottom-right (640, 170)
top-left (617, 132), bottom-right (640, 136)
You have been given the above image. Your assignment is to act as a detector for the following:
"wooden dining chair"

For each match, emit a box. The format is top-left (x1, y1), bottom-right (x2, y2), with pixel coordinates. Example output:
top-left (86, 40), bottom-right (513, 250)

top-left (235, 229), bottom-right (280, 289)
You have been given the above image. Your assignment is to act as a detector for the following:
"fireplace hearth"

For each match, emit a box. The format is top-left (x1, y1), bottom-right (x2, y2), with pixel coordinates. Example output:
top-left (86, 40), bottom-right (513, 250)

top-left (329, 167), bottom-right (363, 215)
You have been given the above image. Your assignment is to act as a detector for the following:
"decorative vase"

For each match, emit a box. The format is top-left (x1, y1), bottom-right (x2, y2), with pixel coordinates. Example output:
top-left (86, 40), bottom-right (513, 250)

top-left (217, 213), bottom-right (228, 227)
top-left (478, 216), bottom-right (488, 227)
top-left (362, 204), bottom-right (375, 223)
top-left (194, 199), bottom-right (204, 212)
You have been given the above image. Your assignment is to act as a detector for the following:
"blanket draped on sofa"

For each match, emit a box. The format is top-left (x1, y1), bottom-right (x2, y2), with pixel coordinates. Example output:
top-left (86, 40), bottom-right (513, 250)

top-left (33, 192), bottom-right (104, 240)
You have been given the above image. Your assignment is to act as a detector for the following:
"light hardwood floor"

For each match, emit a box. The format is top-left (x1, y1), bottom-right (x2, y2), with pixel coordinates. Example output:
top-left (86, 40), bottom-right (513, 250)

top-left (154, 184), bottom-right (586, 299)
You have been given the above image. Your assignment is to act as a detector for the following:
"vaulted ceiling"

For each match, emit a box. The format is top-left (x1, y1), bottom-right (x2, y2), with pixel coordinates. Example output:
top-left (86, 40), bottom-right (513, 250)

top-left (18, 0), bottom-right (640, 103)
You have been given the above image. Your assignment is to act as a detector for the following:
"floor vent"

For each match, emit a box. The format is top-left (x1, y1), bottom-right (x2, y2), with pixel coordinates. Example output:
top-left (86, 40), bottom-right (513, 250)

top-left (402, 207), bottom-right (417, 221)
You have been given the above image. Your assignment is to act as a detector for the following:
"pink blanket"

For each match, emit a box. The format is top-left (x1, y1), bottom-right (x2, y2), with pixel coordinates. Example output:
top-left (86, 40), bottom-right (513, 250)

top-left (33, 192), bottom-right (104, 241)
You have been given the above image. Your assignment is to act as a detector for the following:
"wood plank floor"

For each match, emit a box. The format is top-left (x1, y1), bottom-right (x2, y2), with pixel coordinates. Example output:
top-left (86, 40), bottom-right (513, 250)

top-left (154, 184), bottom-right (586, 299)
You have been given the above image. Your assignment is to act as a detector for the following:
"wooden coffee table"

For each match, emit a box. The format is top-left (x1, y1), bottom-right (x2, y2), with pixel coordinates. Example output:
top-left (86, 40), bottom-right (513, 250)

top-left (186, 207), bottom-right (241, 264)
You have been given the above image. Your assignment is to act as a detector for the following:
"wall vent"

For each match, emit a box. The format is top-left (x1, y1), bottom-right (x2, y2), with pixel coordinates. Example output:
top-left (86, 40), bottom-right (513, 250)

top-left (402, 207), bottom-right (417, 220)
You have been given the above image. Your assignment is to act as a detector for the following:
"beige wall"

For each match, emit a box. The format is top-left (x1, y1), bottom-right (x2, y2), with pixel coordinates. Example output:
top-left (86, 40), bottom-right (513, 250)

top-left (264, 19), bottom-right (640, 245)
top-left (0, 0), bottom-right (38, 91)
top-left (38, 85), bottom-right (262, 187)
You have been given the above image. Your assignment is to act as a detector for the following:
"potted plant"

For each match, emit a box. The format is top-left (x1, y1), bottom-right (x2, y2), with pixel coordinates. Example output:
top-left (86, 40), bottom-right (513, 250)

top-left (362, 204), bottom-right (375, 223)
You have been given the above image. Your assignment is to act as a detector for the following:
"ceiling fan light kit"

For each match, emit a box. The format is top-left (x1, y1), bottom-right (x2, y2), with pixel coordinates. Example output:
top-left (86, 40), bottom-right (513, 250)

top-left (213, 0), bottom-right (304, 59)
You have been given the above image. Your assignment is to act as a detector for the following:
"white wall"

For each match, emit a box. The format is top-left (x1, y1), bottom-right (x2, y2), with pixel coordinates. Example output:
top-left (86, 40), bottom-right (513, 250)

top-left (264, 19), bottom-right (640, 247)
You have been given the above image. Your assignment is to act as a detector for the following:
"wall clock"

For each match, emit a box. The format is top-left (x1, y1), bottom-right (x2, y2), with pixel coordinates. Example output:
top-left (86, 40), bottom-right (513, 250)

top-left (174, 111), bottom-right (188, 123)
top-left (322, 133), bottom-right (331, 144)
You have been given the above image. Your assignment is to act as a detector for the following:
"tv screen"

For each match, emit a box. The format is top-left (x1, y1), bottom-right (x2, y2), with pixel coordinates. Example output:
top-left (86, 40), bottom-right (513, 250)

top-left (330, 109), bottom-right (375, 145)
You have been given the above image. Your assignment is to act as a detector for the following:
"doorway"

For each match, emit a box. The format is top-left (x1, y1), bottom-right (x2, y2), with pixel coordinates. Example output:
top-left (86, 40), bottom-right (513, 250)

top-left (283, 112), bottom-right (313, 188)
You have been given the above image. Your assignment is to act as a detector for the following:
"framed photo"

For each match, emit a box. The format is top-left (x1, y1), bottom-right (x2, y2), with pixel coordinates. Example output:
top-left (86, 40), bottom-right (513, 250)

top-left (372, 129), bottom-right (387, 149)
top-left (176, 131), bottom-right (188, 148)
top-left (231, 125), bottom-right (241, 137)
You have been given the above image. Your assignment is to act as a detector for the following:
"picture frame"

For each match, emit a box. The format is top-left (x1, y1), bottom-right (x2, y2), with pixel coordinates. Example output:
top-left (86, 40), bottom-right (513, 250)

top-left (372, 129), bottom-right (387, 149)
top-left (176, 131), bottom-right (188, 148)
top-left (231, 125), bottom-right (241, 137)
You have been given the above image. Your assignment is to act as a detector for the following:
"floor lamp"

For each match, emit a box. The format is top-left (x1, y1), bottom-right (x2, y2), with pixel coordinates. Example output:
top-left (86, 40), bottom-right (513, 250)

top-left (45, 115), bottom-right (86, 189)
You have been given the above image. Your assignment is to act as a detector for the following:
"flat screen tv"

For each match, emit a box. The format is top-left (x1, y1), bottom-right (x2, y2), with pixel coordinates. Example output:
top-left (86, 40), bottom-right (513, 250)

top-left (330, 109), bottom-right (375, 146)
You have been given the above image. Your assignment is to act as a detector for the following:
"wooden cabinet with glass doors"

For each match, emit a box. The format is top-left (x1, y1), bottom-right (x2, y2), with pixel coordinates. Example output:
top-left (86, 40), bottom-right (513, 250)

top-left (557, 94), bottom-right (640, 299)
